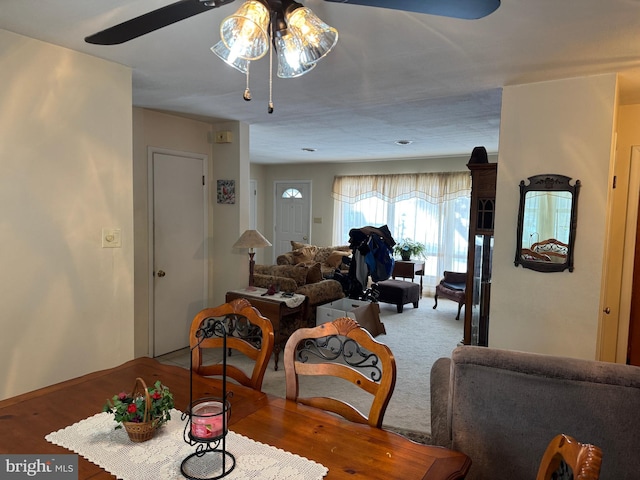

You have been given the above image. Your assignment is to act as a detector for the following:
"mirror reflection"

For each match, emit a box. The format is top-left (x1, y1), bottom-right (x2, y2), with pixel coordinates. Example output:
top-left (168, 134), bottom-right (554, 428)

top-left (515, 174), bottom-right (580, 273)
top-left (520, 191), bottom-right (571, 264)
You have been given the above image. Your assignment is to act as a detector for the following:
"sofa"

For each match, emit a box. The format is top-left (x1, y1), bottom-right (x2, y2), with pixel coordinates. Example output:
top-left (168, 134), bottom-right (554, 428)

top-left (276, 241), bottom-right (351, 278)
top-left (253, 263), bottom-right (345, 327)
top-left (430, 346), bottom-right (640, 480)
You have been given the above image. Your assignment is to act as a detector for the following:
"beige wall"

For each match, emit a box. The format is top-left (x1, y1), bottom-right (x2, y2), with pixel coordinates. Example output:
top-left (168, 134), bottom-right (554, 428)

top-left (491, 74), bottom-right (618, 360)
top-left (0, 30), bottom-right (134, 399)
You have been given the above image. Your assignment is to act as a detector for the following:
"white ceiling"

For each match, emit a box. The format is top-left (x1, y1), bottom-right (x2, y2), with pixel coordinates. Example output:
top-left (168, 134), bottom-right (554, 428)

top-left (2, 0), bottom-right (640, 164)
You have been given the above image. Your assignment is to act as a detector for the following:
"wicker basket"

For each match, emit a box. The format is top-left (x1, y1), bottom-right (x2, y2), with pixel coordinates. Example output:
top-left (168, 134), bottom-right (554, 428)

top-left (122, 377), bottom-right (158, 443)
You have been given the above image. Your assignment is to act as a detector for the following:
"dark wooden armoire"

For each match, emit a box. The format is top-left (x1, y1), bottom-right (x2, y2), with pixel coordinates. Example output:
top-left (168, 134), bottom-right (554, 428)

top-left (463, 161), bottom-right (497, 346)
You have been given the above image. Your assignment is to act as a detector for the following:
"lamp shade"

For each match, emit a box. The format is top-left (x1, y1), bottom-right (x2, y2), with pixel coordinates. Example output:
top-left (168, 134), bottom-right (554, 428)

top-left (220, 0), bottom-right (271, 61)
top-left (232, 229), bottom-right (272, 250)
top-left (275, 32), bottom-right (317, 78)
top-left (286, 5), bottom-right (338, 65)
top-left (211, 40), bottom-right (250, 74)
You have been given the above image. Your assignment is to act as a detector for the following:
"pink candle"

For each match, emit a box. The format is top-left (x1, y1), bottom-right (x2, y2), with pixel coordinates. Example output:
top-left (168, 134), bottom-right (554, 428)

top-left (191, 401), bottom-right (226, 439)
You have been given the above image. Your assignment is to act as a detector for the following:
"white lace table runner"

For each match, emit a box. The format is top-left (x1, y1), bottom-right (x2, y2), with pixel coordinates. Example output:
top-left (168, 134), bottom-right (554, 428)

top-left (229, 288), bottom-right (306, 309)
top-left (45, 409), bottom-right (327, 480)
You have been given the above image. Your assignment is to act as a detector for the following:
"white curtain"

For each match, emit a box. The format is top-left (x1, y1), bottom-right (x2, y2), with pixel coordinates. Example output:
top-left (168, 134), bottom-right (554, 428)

top-left (332, 172), bottom-right (471, 296)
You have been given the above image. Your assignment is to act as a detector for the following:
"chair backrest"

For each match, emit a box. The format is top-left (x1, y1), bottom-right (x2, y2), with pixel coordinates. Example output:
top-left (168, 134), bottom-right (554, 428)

top-left (283, 316), bottom-right (396, 428)
top-left (189, 298), bottom-right (275, 391)
top-left (536, 434), bottom-right (602, 480)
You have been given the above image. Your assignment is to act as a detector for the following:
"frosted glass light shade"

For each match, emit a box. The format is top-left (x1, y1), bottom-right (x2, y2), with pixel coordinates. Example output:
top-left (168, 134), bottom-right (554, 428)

top-left (211, 40), bottom-right (250, 74)
top-left (220, 0), bottom-right (270, 61)
top-left (275, 33), bottom-right (316, 78)
top-left (286, 7), bottom-right (338, 65)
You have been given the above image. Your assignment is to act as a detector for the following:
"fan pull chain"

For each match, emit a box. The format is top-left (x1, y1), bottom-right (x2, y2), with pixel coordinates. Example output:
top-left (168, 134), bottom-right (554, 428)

top-left (268, 38), bottom-right (274, 114)
top-left (243, 62), bottom-right (251, 101)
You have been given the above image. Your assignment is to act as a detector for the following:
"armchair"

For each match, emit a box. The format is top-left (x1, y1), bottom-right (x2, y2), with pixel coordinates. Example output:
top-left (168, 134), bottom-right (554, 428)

top-left (433, 271), bottom-right (466, 320)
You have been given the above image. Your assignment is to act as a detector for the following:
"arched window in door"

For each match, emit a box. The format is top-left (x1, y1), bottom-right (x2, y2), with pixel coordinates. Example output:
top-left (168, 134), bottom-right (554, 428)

top-left (282, 188), bottom-right (303, 199)
top-left (282, 188), bottom-right (302, 198)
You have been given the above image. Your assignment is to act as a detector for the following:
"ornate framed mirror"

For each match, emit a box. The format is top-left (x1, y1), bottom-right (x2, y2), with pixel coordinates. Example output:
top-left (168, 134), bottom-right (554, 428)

top-left (514, 174), bottom-right (580, 272)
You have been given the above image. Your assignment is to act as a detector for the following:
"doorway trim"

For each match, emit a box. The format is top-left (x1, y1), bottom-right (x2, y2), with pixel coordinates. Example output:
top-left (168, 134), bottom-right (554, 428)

top-left (617, 146), bottom-right (640, 362)
top-left (147, 146), bottom-right (209, 357)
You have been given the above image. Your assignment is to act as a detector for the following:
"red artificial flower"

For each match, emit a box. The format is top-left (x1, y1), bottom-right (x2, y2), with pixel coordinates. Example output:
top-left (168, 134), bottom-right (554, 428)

top-left (118, 392), bottom-right (127, 400)
top-left (152, 391), bottom-right (162, 400)
top-left (127, 404), bottom-right (137, 414)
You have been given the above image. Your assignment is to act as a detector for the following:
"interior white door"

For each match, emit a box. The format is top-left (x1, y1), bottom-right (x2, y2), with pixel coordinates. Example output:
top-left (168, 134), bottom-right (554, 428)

top-left (149, 149), bottom-right (208, 357)
top-left (274, 181), bottom-right (311, 259)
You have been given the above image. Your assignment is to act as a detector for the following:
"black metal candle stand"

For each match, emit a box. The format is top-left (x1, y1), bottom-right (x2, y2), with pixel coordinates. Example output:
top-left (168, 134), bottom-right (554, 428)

top-left (181, 318), bottom-right (236, 480)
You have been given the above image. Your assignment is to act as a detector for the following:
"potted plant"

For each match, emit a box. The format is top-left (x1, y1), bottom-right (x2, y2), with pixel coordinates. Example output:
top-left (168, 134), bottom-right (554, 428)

top-left (103, 378), bottom-right (174, 442)
top-left (393, 238), bottom-right (427, 261)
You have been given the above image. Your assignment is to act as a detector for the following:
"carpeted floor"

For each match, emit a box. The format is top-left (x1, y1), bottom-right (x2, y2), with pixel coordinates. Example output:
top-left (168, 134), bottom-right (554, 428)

top-left (157, 296), bottom-right (463, 442)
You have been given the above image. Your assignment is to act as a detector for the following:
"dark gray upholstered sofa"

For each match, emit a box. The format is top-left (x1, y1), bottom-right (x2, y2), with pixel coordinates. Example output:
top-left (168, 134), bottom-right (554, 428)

top-left (430, 346), bottom-right (640, 480)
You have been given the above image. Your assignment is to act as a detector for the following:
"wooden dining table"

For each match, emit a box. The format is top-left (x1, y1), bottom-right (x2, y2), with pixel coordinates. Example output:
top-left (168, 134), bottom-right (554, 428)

top-left (0, 357), bottom-right (470, 479)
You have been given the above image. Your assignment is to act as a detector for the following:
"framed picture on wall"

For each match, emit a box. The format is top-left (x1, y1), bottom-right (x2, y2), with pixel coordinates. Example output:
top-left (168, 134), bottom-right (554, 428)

top-left (217, 179), bottom-right (235, 204)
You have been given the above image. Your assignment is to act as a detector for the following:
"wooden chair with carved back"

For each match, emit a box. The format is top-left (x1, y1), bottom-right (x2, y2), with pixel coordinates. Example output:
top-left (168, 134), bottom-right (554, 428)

top-left (536, 434), bottom-right (603, 480)
top-left (283, 316), bottom-right (396, 428)
top-left (190, 298), bottom-right (275, 391)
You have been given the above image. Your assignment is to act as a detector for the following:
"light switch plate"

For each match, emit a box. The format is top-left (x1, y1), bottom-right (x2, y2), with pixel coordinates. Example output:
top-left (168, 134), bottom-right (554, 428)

top-left (102, 228), bottom-right (122, 248)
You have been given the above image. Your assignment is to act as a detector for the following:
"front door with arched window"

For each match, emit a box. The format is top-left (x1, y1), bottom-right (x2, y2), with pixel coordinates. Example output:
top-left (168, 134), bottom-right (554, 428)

top-left (274, 181), bottom-right (311, 261)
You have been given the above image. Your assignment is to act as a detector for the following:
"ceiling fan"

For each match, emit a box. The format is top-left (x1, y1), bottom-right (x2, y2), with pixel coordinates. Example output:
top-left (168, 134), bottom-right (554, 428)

top-left (84, 0), bottom-right (501, 46)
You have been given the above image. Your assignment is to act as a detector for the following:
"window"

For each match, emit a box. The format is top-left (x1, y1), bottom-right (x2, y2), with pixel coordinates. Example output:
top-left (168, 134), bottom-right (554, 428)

top-left (332, 172), bottom-right (471, 294)
top-left (282, 188), bottom-right (302, 199)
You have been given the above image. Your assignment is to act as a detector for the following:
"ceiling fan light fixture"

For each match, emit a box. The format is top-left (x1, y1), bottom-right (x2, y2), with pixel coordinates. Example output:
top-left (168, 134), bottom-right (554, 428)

top-left (275, 32), bottom-right (316, 78)
top-left (220, 0), bottom-right (270, 60)
top-left (211, 40), bottom-right (251, 73)
top-left (285, 4), bottom-right (339, 65)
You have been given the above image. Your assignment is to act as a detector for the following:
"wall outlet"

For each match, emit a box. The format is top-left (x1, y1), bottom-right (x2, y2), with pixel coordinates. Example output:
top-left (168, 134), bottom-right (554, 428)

top-left (102, 228), bottom-right (122, 248)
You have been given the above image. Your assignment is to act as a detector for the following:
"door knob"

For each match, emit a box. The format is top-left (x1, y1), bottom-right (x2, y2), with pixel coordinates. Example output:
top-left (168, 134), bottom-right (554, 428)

top-left (157, 270), bottom-right (166, 277)
top-left (603, 307), bottom-right (611, 314)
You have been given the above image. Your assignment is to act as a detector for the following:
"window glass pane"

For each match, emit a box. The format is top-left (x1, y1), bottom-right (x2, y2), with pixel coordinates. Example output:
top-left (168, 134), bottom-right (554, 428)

top-left (282, 188), bottom-right (302, 199)
top-left (333, 174), bottom-right (470, 296)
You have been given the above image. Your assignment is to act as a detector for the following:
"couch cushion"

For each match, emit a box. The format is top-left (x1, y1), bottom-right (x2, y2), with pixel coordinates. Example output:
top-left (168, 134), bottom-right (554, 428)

top-left (255, 264), bottom-right (308, 287)
top-left (292, 245), bottom-right (319, 264)
top-left (314, 245), bottom-right (349, 263)
top-left (305, 262), bottom-right (323, 284)
top-left (252, 274), bottom-right (298, 292)
top-left (325, 250), bottom-right (351, 268)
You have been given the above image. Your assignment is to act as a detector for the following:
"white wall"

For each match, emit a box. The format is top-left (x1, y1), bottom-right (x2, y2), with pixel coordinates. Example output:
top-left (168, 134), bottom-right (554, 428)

top-left (0, 30), bottom-right (134, 399)
top-left (491, 74), bottom-right (617, 360)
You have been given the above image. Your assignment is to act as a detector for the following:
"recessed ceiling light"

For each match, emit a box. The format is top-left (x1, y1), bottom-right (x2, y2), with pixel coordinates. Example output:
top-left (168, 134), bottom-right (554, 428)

top-left (302, 147), bottom-right (317, 152)
top-left (395, 140), bottom-right (413, 146)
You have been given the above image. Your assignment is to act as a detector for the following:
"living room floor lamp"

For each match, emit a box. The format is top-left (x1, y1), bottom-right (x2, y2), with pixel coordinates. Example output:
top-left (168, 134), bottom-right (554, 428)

top-left (232, 229), bottom-right (272, 290)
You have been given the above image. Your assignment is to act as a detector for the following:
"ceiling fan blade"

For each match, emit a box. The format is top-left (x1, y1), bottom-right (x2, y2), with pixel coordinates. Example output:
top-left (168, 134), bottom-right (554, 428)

top-left (85, 0), bottom-right (235, 45)
top-left (323, 0), bottom-right (500, 20)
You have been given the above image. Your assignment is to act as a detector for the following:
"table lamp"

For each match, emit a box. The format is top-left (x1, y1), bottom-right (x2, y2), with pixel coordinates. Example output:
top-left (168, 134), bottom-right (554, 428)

top-left (232, 229), bottom-right (272, 290)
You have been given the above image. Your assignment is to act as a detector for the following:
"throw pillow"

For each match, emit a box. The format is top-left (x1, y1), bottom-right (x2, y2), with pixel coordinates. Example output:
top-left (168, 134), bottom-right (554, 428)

top-left (326, 250), bottom-right (350, 268)
top-left (305, 262), bottom-right (323, 284)
top-left (292, 245), bottom-right (319, 264)
top-left (290, 241), bottom-right (310, 250)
